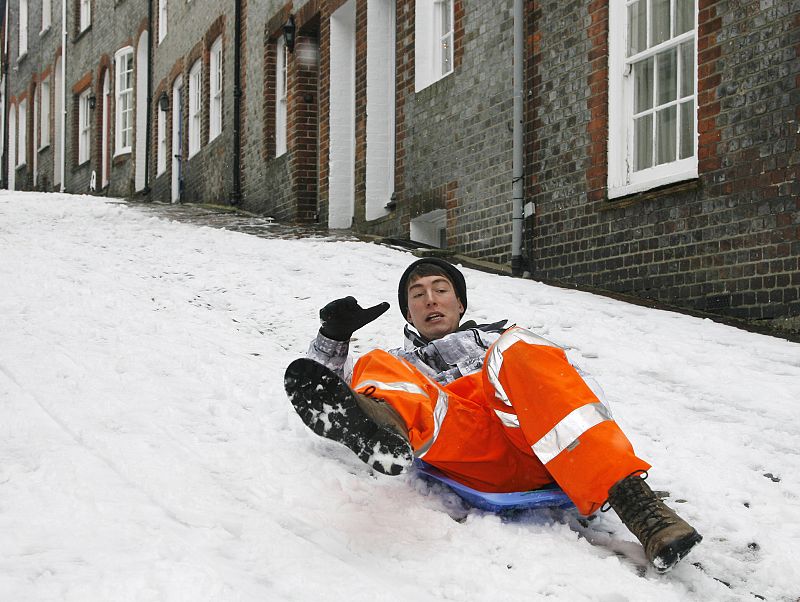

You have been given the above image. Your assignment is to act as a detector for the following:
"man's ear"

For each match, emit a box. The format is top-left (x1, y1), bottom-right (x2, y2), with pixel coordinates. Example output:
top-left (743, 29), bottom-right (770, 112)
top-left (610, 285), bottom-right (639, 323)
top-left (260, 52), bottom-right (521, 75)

top-left (406, 309), bottom-right (414, 325)
top-left (458, 300), bottom-right (465, 316)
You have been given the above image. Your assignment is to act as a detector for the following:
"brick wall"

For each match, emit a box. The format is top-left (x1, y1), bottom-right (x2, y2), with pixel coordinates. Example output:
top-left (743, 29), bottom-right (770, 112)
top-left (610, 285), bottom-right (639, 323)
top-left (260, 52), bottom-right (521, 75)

top-left (526, 1), bottom-right (799, 325)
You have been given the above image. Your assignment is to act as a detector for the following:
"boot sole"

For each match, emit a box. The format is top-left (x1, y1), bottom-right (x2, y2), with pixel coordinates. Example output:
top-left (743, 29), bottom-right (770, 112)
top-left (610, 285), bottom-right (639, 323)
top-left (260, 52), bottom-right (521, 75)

top-left (284, 358), bottom-right (413, 476)
top-left (653, 530), bottom-right (703, 573)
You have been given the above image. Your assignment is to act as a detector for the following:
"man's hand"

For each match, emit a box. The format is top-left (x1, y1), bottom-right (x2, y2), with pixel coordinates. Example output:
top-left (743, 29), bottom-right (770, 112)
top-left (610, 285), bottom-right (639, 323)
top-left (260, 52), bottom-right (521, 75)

top-left (319, 296), bottom-right (390, 341)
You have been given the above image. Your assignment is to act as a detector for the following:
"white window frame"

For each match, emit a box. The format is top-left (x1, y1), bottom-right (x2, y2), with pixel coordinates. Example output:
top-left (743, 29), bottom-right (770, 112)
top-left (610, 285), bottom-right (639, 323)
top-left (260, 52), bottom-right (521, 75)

top-left (158, 0), bottom-right (167, 44)
top-left (188, 60), bottom-right (202, 157)
top-left (414, 0), bottom-right (454, 92)
top-left (275, 36), bottom-right (288, 157)
top-left (41, 0), bottom-right (51, 32)
top-left (17, 99), bottom-right (27, 166)
top-left (78, 88), bottom-right (91, 164)
top-left (19, 0), bottom-right (28, 58)
top-left (608, 0), bottom-right (698, 199)
top-left (114, 46), bottom-right (134, 155)
top-left (40, 78), bottom-right (50, 148)
top-left (209, 36), bottom-right (223, 141)
top-left (157, 104), bottom-right (167, 175)
top-left (79, 0), bottom-right (91, 33)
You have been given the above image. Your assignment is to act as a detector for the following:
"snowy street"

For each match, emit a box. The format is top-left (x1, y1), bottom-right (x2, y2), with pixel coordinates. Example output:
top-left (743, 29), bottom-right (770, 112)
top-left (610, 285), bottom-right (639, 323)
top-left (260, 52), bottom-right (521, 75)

top-left (1, 191), bottom-right (798, 601)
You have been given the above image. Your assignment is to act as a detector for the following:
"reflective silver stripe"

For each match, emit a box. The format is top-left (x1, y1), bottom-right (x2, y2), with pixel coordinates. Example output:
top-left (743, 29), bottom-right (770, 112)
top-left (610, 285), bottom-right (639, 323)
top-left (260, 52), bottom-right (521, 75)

top-left (355, 379), bottom-right (428, 397)
top-left (417, 390), bottom-right (449, 459)
top-left (532, 402), bottom-right (613, 464)
top-left (494, 408), bottom-right (520, 428)
top-left (486, 328), bottom-right (560, 406)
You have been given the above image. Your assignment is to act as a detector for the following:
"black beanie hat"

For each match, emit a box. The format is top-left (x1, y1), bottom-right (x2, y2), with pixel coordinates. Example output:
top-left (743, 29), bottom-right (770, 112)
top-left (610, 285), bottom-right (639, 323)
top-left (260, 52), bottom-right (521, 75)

top-left (398, 257), bottom-right (467, 321)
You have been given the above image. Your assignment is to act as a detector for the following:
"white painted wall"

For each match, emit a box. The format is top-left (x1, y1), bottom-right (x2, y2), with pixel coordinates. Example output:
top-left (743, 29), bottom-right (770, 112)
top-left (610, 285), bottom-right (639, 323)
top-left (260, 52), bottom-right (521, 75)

top-left (135, 31), bottom-right (148, 192)
top-left (7, 104), bottom-right (16, 190)
top-left (53, 56), bottom-right (62, 186)
top-left (410, 209), bottom-right (447, 248)
top-left (365, 0), bottom-right (395, 221)
top-left (328, 0), bottom-right (356, 229)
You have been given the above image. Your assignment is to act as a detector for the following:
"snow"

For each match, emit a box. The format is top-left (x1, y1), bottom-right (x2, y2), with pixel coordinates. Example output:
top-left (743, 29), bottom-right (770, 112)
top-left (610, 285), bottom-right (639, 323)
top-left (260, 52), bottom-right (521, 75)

top-left (1, 190), bottom-right (798, 601)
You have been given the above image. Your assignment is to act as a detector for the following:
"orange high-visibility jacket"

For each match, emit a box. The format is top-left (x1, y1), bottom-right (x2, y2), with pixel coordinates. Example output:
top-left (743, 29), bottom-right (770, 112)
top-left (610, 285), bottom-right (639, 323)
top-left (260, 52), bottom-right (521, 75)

top-left (308, 324), bottom-right (649, 515)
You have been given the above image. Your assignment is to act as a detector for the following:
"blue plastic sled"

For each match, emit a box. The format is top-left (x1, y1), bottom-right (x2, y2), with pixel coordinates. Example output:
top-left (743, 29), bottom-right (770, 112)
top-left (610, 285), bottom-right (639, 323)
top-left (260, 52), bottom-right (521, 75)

top-left (414, 460), bottom-right (575, 512)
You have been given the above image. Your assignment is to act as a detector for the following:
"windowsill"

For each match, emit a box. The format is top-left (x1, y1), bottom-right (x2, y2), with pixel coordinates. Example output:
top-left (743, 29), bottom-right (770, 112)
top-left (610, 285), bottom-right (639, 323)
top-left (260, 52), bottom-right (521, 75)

top-left (76, 159), bottom-right (90, 168)
top-left (607, 168), bottom-right (698, 200)
top-left (114, 148), bottom-right (132, 158)
top-left (74, 25), bottom-right (92, 42)
top-left (40, 25), bottom-right (52, 36)
top-left (38, 143), bottom-right (51, 153)
top-left (17, 52), bottom-right (28, 64)
top-left (188, 148), bottom-right (200, 160)
top-left (414, 69), bottom-right (453, 94)
top-left (15, 163), bottom-right (27, 171)
top-left (601, 178), bottom-right (701, 210)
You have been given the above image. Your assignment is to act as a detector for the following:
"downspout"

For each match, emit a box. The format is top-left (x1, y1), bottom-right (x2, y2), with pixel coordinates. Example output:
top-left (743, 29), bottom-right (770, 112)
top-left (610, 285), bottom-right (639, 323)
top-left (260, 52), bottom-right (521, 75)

top-left (511, 0), bottom-right (524, 276)
top-left (143, 0), bottom-right (153, 194)
top-left (230, 0), bottom-right (242, 204)
top-left (2, 0), bottom-right (9, 188)
top-left (59, 0), bottom-right (66, 191)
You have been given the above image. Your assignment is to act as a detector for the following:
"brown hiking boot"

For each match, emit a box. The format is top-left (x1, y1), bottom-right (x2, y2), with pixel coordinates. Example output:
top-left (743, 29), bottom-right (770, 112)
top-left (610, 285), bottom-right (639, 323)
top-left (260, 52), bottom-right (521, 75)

top-left (607, 473), bottom-right (702, 573)
top-left (355, 388), bottom-right (410, 442)
top-left (285, 358), bottom-right (413, 476)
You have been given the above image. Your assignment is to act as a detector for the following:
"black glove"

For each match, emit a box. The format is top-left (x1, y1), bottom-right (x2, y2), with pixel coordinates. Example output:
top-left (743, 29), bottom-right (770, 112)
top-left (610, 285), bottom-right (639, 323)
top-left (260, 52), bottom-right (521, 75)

top-left (319, 296), bottom-right (390, 341)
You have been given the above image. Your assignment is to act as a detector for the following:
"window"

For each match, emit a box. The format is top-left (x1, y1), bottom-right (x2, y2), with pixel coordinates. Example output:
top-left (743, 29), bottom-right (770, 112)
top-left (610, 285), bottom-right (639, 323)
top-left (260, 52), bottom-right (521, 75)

top-left (188, 60), bottom-right (202, 156)
top-left (275, 36), bottom-right (287, 157)
top-left (19, 0), bottom-right (28, 57)
top-left (414, 0), bottom-right (454, 92)
top-left (115, 47), bottom-right (134, 154)
top-left (79, 0), bottom-right (91, 32)
top-left (608, 0), bottom-right (698, 198)
top-left (78, 89), bottom-right (91, 164)
top-left (40, 78), bottom-right (50, 148)
top-left (17, 99), bottom-right (27, 166)
top-left (209, 37), bottom-right (223, 141)
top-left (41, 0), bottom-right (51, 31)
top-left (158, 0), bottom-right (167, 43)
top-left (157, 104), bottom-right (167, 175)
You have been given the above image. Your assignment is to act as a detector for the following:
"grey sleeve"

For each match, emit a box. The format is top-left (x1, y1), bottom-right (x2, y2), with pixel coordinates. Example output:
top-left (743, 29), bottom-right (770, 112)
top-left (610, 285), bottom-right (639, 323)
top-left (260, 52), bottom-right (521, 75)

top-left (306, 331), bottom-right (354, 383)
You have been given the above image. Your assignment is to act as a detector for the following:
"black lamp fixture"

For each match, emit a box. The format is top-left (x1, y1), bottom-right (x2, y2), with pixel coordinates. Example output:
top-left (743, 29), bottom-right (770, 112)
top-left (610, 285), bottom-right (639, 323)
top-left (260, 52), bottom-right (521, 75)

top-left (158, 91), bottom-right (169, 112)
top-left (283, 14), bottom-right (296, 52)
top-left (87, 94), bottom-right (96, 110)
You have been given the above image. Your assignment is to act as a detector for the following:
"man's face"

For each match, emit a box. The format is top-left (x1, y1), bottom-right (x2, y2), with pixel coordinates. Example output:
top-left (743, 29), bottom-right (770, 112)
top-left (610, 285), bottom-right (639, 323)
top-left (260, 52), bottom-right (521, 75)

top-left (406, 274), bottom-right (464, 341)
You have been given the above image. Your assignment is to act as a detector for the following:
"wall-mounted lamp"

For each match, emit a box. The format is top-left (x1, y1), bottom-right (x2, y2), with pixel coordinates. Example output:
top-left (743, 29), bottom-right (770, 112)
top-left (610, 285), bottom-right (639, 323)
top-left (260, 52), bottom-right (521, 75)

top-left (88, 94), bottom-right (96, 110)
top-left (283, 14), bottom-right (296, 52)
top-left (158, 91), bottom-right (169, 112)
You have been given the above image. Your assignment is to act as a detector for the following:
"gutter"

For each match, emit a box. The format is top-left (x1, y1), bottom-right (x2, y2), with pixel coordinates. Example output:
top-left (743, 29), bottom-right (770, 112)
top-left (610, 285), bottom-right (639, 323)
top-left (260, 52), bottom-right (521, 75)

top-left (511, 0), bottom-right (524, 276)
top-left (2, 0), bottom-right (9, 188)
top-left (230, 0), bottom-right (242, 204)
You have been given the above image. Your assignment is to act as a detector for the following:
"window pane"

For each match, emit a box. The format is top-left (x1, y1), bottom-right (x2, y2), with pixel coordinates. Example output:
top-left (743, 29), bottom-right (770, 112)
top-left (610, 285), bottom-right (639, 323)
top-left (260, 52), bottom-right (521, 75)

top-left (675, 0), bottom-right (695, 35)
top-left (679, 40), bottom-right (694, 97)
top-left (634, 114), bottom-right (653, 171)
top-left (651, 0), bottom-right (671, 46)
top-left (656, 105), bottom-right (676, 164)
top-left (656, 47), bottom-right (677, 105)
top-left (679, 99), bottom-right (694, 159)
top-left (634, 57), bottom-right (654, 112)
top-left (627, 0), bottom-right (647, 56)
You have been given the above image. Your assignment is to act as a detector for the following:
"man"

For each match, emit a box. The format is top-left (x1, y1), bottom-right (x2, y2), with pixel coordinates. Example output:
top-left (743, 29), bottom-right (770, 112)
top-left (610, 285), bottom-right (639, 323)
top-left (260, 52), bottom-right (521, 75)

top-left (285, 257), bottom-right (702, 572)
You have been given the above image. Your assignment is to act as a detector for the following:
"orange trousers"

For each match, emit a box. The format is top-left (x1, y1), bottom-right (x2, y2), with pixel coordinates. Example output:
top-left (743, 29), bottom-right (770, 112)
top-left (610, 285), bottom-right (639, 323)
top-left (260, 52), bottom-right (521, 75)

top-left (351, 327), bottom-right (649, 515)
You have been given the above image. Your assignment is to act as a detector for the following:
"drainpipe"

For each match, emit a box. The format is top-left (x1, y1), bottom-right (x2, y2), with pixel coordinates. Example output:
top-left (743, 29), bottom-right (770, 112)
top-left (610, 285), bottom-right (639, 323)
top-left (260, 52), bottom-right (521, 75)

top-left (230, 0), bottom-right (242, 204)
top-left (511, 0), bottom-right (524, 276)
top-left (59, 0), bottom-right (66, 191)
top-left (143, 0), bottom-right (153, 193)
top-left (2, 0), bottom-right (9, 188)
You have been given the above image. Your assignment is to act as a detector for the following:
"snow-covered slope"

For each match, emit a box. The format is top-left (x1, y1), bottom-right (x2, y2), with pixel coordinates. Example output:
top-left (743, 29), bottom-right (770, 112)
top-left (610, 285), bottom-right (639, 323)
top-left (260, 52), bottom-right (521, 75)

top-left (1, 191), bottom-right (798, 601)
